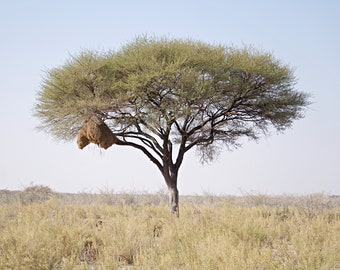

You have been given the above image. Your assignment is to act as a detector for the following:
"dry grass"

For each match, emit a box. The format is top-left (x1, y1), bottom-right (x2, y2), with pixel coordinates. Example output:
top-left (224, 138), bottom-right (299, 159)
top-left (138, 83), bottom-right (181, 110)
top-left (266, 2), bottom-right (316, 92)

top-left (0, 188), bottom-right (340, 269)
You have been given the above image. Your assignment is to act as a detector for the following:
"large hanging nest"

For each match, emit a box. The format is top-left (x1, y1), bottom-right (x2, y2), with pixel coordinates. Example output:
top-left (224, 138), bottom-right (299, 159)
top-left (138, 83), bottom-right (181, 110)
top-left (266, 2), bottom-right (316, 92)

top-left (77, 115), bottom-right (118, 149)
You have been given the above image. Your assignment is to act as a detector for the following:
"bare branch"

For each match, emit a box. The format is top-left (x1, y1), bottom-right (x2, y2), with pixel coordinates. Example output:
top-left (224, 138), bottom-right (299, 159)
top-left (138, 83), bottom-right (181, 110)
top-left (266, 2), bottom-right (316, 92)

top-left (115, 139), bottom-right (163, 173)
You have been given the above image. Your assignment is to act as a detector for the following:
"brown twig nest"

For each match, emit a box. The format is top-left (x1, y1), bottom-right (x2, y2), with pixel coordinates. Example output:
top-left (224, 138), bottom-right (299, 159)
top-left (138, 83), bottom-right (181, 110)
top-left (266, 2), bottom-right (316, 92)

top-left (77, 115), bottom-right (118, 149)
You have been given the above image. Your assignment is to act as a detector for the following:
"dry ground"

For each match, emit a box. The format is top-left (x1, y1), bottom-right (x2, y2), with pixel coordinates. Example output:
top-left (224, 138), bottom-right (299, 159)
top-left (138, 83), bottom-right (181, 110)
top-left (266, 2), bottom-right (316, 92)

top-left (0, 186), bottom-right (340, 269)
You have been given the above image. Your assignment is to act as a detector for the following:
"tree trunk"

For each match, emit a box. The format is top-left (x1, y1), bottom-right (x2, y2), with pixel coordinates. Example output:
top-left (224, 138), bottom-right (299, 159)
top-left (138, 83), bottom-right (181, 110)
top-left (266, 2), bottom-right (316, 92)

top-left (168, 184), bottom-right (179, 217)
top-left (162, 136), bottom-right (182, 216)
top-left (163, 172), bottom-right (179, 217)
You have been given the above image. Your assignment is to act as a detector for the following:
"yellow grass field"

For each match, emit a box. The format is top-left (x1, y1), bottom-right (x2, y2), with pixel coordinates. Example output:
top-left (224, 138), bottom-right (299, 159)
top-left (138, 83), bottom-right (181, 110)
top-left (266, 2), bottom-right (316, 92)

top-left (0, 188), bottom-right (340, 269)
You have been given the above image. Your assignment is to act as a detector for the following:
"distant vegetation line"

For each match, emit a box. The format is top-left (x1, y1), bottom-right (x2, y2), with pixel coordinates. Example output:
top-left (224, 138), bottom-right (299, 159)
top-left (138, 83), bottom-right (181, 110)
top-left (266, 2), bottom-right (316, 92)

top-left (1, 184), bottom-right (340, 209)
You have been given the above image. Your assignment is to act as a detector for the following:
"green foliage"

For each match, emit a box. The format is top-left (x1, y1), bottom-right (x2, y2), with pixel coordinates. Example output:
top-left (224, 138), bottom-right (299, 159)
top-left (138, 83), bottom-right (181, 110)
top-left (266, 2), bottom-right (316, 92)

top-left (35, 37), bottom-right (309, 153)
top-left (36, 51), bottom-right (118, 140)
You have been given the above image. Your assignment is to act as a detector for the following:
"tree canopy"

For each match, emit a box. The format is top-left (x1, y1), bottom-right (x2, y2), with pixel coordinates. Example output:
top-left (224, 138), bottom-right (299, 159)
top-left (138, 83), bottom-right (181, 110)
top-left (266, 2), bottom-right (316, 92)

top-left (35, 37), bottom-right (310, 214)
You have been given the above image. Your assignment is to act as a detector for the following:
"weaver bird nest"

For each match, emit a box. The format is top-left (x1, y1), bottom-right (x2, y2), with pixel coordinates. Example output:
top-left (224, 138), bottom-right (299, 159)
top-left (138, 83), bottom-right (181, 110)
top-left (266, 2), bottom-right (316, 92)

top-left (77, 115), bottom-right (118, 149)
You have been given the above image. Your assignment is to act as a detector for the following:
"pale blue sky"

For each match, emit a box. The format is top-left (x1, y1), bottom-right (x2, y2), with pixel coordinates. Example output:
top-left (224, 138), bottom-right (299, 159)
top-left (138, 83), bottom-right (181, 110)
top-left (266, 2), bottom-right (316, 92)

top-left (1, 0), bottom-right (339, 195)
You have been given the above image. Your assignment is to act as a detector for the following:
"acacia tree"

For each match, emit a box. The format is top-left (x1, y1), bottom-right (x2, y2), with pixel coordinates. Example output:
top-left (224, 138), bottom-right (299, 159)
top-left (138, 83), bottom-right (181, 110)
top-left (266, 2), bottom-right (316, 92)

top-left (35, 37), bottom-right (309, 215)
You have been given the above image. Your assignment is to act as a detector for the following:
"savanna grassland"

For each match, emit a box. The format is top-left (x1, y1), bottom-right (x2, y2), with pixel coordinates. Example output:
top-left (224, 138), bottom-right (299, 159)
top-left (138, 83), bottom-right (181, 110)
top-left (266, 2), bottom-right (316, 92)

top-left (0, 186), bottom-right (340, 269)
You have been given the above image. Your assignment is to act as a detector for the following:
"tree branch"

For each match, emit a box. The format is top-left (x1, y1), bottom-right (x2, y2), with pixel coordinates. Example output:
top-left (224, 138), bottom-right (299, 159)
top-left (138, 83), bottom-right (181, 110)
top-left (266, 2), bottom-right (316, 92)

top-left (118, 132), bottom-right (163, 159)
top-left (115, 139), bottom-right (163, 173)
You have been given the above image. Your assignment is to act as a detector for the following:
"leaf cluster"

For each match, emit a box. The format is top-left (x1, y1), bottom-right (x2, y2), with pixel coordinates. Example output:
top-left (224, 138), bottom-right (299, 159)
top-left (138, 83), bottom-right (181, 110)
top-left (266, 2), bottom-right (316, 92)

top-left (35, 51), bottom-right (118, 140)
